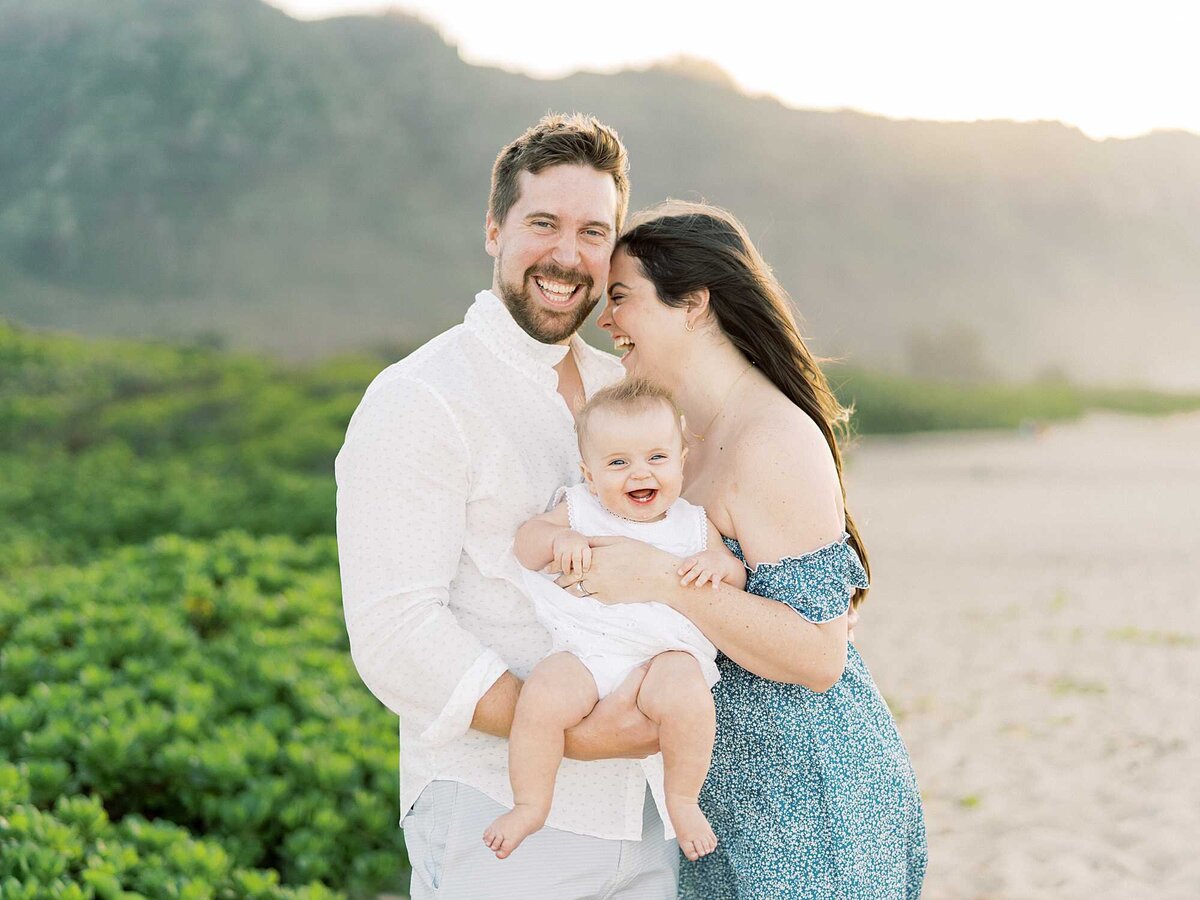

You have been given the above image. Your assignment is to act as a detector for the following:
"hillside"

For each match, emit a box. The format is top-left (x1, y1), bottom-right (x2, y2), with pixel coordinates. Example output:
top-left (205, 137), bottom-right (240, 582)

top-left (2, 0), bottom-right (1198, 387)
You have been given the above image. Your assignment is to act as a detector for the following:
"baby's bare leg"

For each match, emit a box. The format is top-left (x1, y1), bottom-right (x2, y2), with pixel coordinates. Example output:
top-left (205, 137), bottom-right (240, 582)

top-left (637, 651), bottom-right (718, 862)
top-left (482, 652), bottom-right (598, 859)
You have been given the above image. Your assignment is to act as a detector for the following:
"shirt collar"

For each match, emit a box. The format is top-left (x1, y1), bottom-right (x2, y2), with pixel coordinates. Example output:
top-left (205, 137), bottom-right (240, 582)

top-left (465, 290), bottom-right (574, 377)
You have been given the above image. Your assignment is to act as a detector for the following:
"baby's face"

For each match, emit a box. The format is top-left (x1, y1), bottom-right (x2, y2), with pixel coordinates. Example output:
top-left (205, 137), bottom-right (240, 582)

top-left (580, 403), bottom-right (686, 522)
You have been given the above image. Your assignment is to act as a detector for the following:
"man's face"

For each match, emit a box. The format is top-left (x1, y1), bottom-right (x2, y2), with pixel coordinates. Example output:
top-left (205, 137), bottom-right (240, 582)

top-left (485, 164), bottom-right (619, 344)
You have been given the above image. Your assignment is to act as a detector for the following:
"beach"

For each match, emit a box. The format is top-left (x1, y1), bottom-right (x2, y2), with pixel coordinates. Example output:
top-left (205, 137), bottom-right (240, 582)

top-left (850, 411), bottom-right (1200, 898)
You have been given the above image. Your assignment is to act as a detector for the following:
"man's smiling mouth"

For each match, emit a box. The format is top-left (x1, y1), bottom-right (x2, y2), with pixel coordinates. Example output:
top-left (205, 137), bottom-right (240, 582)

top-left (533, 276), bottom-right (582, 307)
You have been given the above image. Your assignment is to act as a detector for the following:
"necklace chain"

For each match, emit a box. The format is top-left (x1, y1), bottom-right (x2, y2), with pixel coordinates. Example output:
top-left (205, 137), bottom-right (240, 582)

top-left (689, 362), bottom-right (754, 442)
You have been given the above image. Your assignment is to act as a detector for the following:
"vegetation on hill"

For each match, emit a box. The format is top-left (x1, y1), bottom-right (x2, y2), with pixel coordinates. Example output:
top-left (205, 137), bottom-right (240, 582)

top-left (1, 0), bottom-right (1199, 385)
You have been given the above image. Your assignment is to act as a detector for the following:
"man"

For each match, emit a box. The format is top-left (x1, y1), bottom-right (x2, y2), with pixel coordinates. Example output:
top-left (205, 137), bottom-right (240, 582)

top-left (336, 114), bottom-right (679, 899)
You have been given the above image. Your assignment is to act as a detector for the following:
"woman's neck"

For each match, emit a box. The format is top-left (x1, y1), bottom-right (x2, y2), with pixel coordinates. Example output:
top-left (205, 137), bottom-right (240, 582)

top-left (671, 339), bottom-right (758, 441)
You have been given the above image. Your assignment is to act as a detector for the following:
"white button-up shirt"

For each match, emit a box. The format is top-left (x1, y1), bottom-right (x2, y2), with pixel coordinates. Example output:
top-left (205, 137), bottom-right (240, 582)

top-left (336, 291), bottom-right (666, 840)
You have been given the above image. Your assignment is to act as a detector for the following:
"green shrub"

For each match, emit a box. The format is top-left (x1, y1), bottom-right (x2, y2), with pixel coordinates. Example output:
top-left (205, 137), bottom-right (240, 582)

top-left (1, 762), bottom-right (340, 898)
top-left (831, 366), bottom-right (1200, 434)
top-left (0, 533), bottom-right (405, 896)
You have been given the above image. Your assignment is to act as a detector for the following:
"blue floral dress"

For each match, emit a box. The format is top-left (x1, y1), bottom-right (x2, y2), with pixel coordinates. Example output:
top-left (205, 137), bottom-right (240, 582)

top-left (678, 535), bottom-right (927, 899)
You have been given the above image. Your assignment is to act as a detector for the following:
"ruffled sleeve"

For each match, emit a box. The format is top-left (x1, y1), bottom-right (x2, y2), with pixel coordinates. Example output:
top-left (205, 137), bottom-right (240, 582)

top-left (743, 535), bottom-right (868, 623)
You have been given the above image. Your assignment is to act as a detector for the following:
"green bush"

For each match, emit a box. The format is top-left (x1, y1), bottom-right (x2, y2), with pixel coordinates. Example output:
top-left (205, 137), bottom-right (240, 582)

top-left (0, 533), bottom-right (405, 896)
top-left (1, 762), bottom-right (340, 898)
top-left (0, 445), bottom-right (334, 572)
top-left (831, 366), bottom-right (1200, 434)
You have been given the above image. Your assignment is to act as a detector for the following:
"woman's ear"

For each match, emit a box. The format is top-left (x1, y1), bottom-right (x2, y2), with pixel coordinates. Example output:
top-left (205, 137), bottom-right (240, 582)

top-left (684, 287), bottom-right (711, 329)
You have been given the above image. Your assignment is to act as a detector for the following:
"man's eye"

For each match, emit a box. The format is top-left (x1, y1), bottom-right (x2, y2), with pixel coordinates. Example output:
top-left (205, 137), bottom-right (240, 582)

top-left (532, 221), bottom-right (553, 229)
top-left (584, 229), bottom-right (606, 239)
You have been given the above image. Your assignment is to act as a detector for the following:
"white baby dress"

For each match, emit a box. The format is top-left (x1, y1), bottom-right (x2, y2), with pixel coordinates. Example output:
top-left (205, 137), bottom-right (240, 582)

top-left (521, 483), bottom-right (720, 697)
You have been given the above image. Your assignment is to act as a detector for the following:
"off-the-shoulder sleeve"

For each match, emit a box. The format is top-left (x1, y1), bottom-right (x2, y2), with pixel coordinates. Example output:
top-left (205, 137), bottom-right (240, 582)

top-left (744, 536), bottom-right (868, 623)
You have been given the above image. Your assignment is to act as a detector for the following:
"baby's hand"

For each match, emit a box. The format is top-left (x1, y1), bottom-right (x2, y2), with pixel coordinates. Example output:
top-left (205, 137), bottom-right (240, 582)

top-left (551, 530), bottom-right (592, 578)
top-left (678, 549), bottom-right (744, 589)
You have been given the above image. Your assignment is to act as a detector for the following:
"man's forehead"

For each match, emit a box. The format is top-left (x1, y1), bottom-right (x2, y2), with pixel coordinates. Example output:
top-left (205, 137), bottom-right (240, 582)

top-left (513, 165), bottom-right (618, 224)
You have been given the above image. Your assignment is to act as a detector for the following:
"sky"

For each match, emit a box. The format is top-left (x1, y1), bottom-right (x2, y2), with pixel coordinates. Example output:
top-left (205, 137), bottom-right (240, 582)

top-left (266, 0), bottom-right (1200, 140)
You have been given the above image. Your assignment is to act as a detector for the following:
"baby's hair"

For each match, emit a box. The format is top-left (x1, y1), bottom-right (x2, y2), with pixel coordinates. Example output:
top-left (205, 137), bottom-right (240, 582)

top-left (575, 378), bottom-right (684, 455)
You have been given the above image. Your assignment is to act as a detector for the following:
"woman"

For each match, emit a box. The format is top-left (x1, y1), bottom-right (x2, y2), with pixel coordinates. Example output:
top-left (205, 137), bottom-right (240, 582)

top-left (576, 201), bottom-right (927, 898)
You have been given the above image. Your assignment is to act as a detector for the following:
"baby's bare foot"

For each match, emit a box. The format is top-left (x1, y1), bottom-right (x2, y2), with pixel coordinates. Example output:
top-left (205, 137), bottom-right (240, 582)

top-left (667, 796), bottom-right (718, 861)
top-left (482, 803), bottom-right (547, 859)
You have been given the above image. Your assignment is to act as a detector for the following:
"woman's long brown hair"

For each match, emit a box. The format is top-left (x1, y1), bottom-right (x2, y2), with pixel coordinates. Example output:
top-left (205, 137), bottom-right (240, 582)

top-left (616, 200), bottom-right (870, 606)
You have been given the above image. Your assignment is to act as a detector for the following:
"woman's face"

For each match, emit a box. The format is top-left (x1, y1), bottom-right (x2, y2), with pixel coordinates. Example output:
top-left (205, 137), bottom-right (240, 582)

top-left (598, 248), bottom-right (689, 381)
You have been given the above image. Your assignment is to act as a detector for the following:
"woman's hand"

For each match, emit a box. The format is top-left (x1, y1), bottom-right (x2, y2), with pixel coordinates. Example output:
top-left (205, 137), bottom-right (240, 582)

top-left (563, 665), bottom-right (660, 761)
top-left (555, 536), bottom-right (680, 605)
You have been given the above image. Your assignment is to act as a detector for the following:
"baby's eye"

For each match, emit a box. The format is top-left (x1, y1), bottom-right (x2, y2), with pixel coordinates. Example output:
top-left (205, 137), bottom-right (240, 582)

top-left (608, 459), bottom-right (627, 467)
top-left (650, 454), bottom-right (667, 461)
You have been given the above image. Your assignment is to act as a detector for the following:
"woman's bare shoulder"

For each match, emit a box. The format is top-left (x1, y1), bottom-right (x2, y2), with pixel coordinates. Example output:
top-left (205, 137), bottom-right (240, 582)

top-left (733, 398), bottom-right (833, 472)
top-left (727, 400), bottom-right (845, 561)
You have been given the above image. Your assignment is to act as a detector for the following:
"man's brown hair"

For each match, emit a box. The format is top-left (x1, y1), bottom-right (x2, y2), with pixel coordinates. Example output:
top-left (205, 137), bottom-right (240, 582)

top-left (575, 378), bottom-right (683, 456)
top-left (489, 113), bottom-right (631, 234)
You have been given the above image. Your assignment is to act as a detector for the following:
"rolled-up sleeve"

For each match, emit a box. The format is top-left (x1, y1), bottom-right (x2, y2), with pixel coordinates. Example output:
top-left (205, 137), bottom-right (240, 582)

top-left (335, 374), bottom-right (507, 745)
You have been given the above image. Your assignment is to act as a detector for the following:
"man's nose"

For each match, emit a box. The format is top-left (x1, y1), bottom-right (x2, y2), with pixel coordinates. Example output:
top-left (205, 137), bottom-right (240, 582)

top-left (551, 230), bottom-right (581, 267)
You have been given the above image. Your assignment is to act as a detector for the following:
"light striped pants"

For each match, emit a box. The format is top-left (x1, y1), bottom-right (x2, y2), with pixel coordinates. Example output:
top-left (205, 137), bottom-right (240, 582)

top-left (403, 780), bottom-right (679, 899)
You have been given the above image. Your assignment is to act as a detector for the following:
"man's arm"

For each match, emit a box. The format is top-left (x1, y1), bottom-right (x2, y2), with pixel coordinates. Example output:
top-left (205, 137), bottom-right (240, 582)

top-left (337, 374), bottom-right (508, 745)
top-left (339, 374), bottom-right (659, 757)
top-left (469, 670), bottom-right (522, 737)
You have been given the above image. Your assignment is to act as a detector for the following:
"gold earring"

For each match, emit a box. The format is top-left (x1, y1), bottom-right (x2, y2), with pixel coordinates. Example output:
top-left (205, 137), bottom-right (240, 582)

top-left (684, 319), bottom-right (695, 333)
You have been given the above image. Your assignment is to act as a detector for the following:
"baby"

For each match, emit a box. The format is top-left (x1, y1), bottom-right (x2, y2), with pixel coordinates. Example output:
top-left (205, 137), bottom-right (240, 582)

top-left (483, 378), bottom-right (747, 862)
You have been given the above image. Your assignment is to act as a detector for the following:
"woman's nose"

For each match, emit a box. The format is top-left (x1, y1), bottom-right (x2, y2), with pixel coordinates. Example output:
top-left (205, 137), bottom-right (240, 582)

top-left (597, 296), bottom-right (614, 331)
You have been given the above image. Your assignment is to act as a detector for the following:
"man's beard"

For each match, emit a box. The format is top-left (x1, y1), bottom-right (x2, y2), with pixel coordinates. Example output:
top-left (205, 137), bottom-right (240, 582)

top-left (496, 262), bottom-right (601, 344)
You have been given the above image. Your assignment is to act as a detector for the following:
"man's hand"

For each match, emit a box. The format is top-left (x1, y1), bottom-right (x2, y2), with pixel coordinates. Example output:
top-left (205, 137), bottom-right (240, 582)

top-left (564, 665), bottom-right (660, 761)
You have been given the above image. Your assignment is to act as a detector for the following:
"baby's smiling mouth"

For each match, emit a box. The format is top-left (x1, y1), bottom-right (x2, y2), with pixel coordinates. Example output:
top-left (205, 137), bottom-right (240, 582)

top-left (626, 488), bottom-right (657, 504)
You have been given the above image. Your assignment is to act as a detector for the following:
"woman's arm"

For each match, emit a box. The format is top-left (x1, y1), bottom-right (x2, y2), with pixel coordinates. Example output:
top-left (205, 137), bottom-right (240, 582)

top-left (577, 539), bottom-right (846, 690)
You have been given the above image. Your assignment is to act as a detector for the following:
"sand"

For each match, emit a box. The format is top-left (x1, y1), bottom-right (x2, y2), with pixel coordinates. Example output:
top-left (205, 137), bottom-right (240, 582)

top-left (848, 411), bottom-right (1200, 899)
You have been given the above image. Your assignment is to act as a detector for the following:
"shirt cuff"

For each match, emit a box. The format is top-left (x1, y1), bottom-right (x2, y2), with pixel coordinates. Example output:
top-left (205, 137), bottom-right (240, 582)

top-left (418, 650), bottom-right (509, 747)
